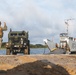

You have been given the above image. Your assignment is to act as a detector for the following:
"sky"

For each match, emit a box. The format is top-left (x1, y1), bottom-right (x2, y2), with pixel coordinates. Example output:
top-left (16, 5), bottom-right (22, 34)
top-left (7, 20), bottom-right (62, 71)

top-left (0, 0), bottom-right (76, 44)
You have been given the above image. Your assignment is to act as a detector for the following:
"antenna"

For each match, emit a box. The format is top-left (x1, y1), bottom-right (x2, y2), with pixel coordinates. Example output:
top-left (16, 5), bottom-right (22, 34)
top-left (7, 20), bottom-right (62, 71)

top-left (65, 18), bottom-right (75, 35)
top-left (65, 20), bottom-right (69, 35)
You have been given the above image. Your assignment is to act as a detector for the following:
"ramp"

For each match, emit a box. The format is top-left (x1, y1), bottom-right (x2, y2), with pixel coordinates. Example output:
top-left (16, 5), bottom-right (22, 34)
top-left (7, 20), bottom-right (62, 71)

top-left (43, 39), bottom-right (56, 51)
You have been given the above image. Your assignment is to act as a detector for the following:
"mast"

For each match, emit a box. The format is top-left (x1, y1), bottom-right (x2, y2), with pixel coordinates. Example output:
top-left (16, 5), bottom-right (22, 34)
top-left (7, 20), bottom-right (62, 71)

top-left (65, 18), bottom-right (74, 36)
top-left (65, 20), bottom-right (69, 35)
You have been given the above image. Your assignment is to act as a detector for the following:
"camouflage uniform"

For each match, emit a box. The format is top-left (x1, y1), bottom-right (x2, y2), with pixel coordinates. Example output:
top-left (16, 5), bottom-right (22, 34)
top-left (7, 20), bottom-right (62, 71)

top-left (0, 22), bottom-right (7, 48)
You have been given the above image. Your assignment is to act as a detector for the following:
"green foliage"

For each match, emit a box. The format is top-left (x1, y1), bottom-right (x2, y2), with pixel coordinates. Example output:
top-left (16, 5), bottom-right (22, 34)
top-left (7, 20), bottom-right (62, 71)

top-left (1, 42), bottom-right (47, 48)
top-left (30, 44), bottom-right (47, 48)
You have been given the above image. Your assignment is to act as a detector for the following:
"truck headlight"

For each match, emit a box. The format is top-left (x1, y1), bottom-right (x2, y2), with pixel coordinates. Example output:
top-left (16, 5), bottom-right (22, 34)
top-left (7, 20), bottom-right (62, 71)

top-left (6, 43), bottom-right (9, 47)
top-left (24, 43), bottom-right (26, 45)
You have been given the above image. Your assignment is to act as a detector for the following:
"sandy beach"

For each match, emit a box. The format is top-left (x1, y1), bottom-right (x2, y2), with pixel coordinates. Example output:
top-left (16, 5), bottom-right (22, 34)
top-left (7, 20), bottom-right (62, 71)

top-left (0, 54), bottom-right (76, 75)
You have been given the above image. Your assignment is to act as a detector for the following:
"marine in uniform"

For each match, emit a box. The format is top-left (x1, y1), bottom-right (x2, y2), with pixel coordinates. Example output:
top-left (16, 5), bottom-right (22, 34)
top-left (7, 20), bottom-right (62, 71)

top-left (0, 21), bottom-right (7, 48)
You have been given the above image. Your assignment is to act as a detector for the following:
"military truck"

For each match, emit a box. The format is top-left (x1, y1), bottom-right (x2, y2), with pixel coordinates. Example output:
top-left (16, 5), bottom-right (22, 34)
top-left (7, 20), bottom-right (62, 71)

top-left (6, 30), bottom-right (30, 55)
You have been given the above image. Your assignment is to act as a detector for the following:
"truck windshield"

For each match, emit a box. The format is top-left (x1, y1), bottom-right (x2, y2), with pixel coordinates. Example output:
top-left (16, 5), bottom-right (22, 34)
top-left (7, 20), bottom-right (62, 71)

top-left (18, 33), bottom-right (25, 36)
top-left (10, 33), bottom-right (17, 36)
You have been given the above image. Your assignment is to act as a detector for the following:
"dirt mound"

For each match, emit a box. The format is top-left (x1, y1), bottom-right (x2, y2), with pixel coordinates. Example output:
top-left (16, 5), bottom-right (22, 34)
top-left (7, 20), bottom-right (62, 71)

top-left (0, 55), bottom-right (76, 75)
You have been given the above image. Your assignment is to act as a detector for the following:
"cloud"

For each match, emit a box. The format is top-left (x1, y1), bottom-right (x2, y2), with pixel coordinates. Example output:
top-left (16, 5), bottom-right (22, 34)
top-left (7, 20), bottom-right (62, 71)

top-left (0, 0), bottom-right (76, 44)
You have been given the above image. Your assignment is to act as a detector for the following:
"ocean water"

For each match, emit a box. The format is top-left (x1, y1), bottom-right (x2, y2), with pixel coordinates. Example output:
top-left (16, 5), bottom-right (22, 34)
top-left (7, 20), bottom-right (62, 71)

top-left (0, 48), bottom-right (50, 55)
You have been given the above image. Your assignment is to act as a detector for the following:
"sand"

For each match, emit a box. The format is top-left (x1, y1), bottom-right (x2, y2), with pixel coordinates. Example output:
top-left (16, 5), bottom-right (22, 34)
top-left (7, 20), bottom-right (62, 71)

top-left (0, 54), bottom-right (76, 75)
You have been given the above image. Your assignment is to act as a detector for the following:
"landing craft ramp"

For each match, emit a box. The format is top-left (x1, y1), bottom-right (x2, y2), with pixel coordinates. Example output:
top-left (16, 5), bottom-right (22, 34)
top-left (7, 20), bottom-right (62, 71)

top-left (43, 39), bottom-right (76, 54)
top-left (43, 39), bottom-right (66, 54)
top-left (43, 39), bottom-right (56, 52)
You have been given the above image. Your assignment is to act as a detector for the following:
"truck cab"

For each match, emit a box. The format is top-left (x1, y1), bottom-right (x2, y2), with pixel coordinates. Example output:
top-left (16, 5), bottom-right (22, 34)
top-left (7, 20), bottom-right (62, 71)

top-left (6, 30), bottom-right (30, 55)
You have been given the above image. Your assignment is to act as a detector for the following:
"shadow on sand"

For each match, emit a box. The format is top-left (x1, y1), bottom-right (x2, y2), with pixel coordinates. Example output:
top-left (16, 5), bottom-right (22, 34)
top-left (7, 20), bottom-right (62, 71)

top-left (0, 60), bottom-right (70, 75)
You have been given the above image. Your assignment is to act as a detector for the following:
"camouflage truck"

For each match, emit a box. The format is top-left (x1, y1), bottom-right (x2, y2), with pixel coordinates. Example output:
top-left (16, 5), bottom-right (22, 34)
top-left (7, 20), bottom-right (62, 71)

top-left (6, 30), bottom-right (30, 55)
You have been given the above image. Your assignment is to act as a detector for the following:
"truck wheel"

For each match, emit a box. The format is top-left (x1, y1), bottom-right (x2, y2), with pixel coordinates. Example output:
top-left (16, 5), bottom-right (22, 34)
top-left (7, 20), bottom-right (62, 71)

top-left (6, 49), bottom-right (10, 55)
top-left (24, 46), bottom-right (29, 54)
top-left (27, 40), bottom-right (30, 54)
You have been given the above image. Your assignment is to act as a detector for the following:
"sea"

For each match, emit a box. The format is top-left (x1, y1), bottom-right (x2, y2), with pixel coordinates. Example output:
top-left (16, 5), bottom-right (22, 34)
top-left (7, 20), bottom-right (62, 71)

top-left (0, 48), bottom-right (50, 55)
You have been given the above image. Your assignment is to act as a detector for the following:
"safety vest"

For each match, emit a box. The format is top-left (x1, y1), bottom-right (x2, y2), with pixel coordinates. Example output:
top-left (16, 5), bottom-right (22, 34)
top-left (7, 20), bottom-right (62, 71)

top-left (0, 27), bottom-right (3, 38)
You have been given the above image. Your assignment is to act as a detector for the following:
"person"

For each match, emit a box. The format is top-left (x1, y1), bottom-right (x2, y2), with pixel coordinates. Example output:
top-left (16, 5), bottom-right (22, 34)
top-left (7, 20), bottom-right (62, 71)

top-left (0, 21), bottom-right (7, 48)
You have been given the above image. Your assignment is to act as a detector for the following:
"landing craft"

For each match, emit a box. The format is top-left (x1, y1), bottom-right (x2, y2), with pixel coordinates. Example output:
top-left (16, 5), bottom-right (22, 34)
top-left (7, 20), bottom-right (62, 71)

top-left (43, 33), bottom-right (76, 54)
top-left (44, 19), bottom-right (76, 54)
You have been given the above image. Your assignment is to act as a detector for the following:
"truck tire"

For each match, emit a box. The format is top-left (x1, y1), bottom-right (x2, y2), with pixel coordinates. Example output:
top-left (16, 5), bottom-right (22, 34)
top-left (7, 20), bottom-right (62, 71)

top-left (28, 40), bottom-right (30, 54)
top-left (24, 46), bottom-right (29, 54)
top-left (6, 49), bottom-right (10, 55)
top-left (24, 40), bottom-right (30, 54)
